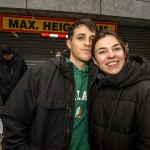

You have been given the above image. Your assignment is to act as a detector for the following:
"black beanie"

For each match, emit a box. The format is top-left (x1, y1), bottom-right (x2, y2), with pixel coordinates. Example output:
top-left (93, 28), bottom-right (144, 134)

top-left (1, 45), bottom-right (13, 55)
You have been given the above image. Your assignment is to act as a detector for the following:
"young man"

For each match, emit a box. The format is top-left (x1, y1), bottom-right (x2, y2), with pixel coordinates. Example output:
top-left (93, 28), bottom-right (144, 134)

top-left (0, 45), bottom-right (27, 105)
top-left (1, 18), bottom-right (98, 150)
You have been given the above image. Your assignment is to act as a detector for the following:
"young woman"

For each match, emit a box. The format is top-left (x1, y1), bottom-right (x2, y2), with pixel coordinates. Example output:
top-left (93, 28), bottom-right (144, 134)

top-left (89, 29), bottom-right (150, 150)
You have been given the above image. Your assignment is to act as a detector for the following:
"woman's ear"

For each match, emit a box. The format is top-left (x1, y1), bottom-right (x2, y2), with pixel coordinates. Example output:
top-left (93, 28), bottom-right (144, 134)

top-left (92, 57), bottom-right (98, 66)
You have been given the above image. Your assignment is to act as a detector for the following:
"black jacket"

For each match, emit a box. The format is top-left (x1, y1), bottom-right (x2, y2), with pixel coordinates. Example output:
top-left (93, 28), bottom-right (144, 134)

top-left (0, 53), bottom-right (27, 104)
top-left (89, 55), bottom-right (150, 150)
top-left (1, 53), bottom-right (83, 150)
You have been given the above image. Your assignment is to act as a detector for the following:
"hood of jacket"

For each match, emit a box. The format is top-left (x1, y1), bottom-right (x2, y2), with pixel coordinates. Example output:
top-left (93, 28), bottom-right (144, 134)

top-left (0, 53), bottom-right (18, 64)
top-left (49, 50), bottom-right (73, 79)
top-left (96, 54), bottom-right (150, 89)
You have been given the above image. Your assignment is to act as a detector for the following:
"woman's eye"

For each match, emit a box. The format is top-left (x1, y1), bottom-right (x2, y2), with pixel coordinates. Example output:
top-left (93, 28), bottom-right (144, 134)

top-left (98, 51), bottom-right (105, 54)
top-left (114, 47), bottom-right (121, 51)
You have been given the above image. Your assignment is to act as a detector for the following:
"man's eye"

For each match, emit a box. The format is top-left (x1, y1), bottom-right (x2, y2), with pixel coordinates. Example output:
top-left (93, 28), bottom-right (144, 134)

top-left (78, 36), bottom-right (84, 40)
top-left (90, 37), bottom-right (95, 40)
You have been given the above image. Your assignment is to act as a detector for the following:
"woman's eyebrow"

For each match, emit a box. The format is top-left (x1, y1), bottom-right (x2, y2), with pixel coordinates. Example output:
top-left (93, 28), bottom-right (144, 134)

top-left (96, 47), bottom-right (107, 51)
top-left (96, 43), bottom-right (121, 51)
top-left (112, 43), bottom-right (121, 47)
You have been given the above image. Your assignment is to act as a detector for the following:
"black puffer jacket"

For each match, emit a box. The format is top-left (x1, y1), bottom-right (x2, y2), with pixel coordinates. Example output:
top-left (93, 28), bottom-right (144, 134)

top-left (0, 53), bottom-right (27, 104)
top-left (1, 53), bottom-right (80, 150)
top-left (89, 55), bottom-right (150, 150)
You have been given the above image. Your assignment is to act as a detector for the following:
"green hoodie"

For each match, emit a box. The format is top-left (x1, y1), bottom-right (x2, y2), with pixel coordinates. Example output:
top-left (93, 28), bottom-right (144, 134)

top-left (67, 58), bottom-right (89, 150)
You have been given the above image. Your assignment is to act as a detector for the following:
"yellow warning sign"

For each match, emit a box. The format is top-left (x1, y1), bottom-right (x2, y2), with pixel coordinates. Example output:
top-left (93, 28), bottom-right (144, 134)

top-left (0, 14), bottom-right (117, 34)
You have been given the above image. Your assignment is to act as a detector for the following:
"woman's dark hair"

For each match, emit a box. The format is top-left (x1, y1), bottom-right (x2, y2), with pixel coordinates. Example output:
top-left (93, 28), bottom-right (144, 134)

top-left (68, 18), bottom-right (98, 40)
top-left (92, 29), bottom-right (129, 61)
top-left (122, 38), bottom-right (128, 45)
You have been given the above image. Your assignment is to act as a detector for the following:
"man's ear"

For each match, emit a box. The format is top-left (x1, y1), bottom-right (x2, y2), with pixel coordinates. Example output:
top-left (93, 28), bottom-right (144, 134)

top-left (66, 39), bottom-right (71, 49)
top-left (92, 57), bottom-right (98, 66)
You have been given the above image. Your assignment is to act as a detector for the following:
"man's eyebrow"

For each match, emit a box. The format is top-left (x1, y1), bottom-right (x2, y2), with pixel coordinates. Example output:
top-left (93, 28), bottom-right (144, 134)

top-left (91, 35), bottom-right (95, 38)
top-left (76, 33), bottom-right (95, 37)
top-left (76, 33), bottom-right (86, 36)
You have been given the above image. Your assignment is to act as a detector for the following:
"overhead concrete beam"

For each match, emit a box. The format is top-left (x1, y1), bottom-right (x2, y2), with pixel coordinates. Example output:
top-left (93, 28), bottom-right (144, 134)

top-left (0, 0), bottom-right (26, 9)
top-left (0, 0), bottom-right (149, 27)
top-left (27, 0), bottom-right (100, 14)
top-left (101, 0), bottom-right (150, 20)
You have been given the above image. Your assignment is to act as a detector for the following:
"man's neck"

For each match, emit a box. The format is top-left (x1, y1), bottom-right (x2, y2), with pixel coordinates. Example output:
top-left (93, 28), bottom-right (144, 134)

top-left (69, 57), bottom-right (87, 70)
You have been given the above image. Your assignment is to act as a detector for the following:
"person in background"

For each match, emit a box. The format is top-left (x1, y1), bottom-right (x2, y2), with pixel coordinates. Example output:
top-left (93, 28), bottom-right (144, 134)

top-left (0, 45), bottom-right (27, 105)
top-left (55, 50), bottom-right (68, 57)
top-left (55, 51), bottom-right (62, 57)
top-left (1, 18), bottom-right (98, 150)
top-left (89, 29), bottom-right (150, 150)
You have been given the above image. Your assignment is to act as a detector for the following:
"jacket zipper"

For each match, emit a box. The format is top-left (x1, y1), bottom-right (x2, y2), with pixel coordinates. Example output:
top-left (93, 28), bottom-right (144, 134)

top-left (63, 65), bottom-right (75, 150)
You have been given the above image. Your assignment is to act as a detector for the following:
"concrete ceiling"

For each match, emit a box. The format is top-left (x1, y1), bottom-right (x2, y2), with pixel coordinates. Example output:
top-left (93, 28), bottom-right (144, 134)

top-left (0, 8), bottom-right (150, 28)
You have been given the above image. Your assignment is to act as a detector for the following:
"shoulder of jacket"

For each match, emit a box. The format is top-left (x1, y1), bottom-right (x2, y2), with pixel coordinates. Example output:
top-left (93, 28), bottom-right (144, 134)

top-left (135, 80), bottom-right (150, 89)
top-left (12, 54), bottom-right (24, 62)
top-left (31, 61), bottom-right (55, 72)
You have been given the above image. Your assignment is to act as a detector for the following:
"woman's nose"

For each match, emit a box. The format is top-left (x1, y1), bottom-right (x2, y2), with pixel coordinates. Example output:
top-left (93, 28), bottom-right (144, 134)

top-left (107, 50), bottom-right (115, 58)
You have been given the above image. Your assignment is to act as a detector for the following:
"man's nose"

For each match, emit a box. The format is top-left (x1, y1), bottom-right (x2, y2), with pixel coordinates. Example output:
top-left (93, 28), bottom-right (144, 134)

top-left (84, 38), bottom-right (91, 46)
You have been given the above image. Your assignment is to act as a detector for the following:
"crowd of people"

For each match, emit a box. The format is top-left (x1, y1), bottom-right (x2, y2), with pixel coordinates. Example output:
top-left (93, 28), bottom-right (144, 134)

top-left (0, 18), bottom-right (150, 150)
